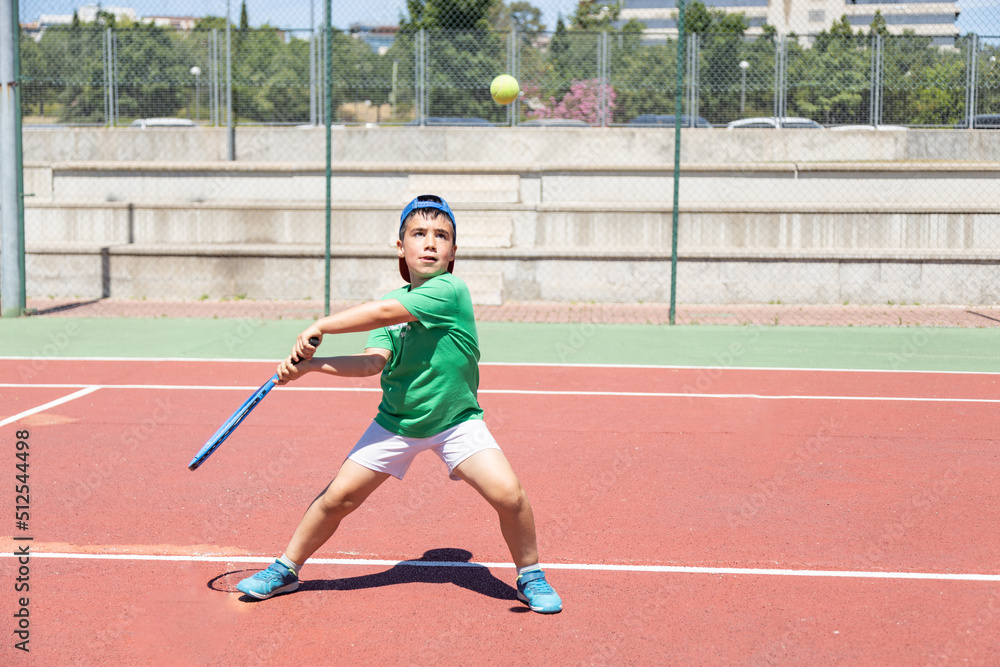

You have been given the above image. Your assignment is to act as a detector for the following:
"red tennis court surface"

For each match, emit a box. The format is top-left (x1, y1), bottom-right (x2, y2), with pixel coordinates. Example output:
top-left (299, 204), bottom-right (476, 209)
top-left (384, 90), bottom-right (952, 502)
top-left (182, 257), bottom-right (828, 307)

top-left (2, 359), bottom-right (998, 665)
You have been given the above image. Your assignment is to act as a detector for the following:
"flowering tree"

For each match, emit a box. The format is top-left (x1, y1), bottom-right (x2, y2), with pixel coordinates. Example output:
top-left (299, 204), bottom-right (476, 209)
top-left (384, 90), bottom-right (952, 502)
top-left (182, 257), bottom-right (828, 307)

top-left (527, 78), bottom-right (616, 125)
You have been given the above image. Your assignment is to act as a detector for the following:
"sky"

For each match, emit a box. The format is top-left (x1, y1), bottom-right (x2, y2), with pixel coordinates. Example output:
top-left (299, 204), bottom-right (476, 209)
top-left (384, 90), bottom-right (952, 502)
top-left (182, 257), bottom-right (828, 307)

top-left (20, 0), bottom-right (579, 31)
top-left (20, 0), bottom-right (1000, 36)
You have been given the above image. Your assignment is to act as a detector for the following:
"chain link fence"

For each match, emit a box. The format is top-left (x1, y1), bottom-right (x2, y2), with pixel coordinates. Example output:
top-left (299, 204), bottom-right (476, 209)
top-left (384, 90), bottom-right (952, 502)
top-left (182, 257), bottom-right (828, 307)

top-left (7, 1), bottom-right (1000, 325)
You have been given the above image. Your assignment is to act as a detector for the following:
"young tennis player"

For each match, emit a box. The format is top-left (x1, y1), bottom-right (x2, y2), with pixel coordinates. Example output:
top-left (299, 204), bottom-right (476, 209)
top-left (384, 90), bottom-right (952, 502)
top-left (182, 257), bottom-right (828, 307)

top-left (236, 195), bottom-right (562, 614)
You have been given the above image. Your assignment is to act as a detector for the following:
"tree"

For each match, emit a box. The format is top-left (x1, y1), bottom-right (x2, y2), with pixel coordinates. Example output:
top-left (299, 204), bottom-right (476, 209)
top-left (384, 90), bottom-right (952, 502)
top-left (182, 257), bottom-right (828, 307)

top-left (869, 10), bottom-right (889, 37)
top-left (489, 1), bottom-right (545, 39)
top-left (401, 0), bottom-right (500, 32)
top-left (790, 18), bottom-right (868, 124)
top-left (570, 0), bottom-right (620, 31)
top-left (677, 1), bottom-right (747, 34)
top-left (195, 16), bottom-right (227, 30)
top-left (240, 2), bottom-right (249, 32)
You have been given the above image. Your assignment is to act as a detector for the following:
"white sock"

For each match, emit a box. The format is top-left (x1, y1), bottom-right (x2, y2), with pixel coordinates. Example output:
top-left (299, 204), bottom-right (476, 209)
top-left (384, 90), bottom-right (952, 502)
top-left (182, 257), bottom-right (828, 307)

top-left (278, 554), bottom-right (302, 575)
top-left (517, 563), bottom-right (542, 578)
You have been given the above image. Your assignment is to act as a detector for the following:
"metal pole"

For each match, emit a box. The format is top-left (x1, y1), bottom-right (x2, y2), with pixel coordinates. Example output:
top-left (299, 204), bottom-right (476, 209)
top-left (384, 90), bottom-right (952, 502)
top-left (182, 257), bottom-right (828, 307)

top-left (1, 0), bottom-right (24, 316)
top-left (774, 35), bottom-right (781, 123)
top-left (874, 35), bottom-right (883, 126)
top-left (192, 67), bottom-right (201, 121)
top-left (215, 29), bottom-right (221, 126)
top-left (111, 29), bottom-right (117, 126)
top-left (209, 29), bottom-right (216, 125)
top-left (13, 0), bottom-right (23, 309)
top-left (323, 0), bottom-right (332, 316)
top-left (390, 59), bottom-right (397, 120)
top-left (417, 29), bottom-right (425, 125)
top-left (510, 27), bottom-right (519, 126)
top-left (309, 0), bottom-right (316, 125)
top-left (103, 28), bottom-right (109, 125)
top-left (967, 34), bottom-right (978, 129)
top-left (599, 31), bottom-right (606, 127)
top-left (669, 1), bottom-right (686, 325)
top-left (740, 60), bottom-right (748, 115)
top-left (226, 0), bottom-right (234, 160)
top-left (507, 28), bottom-right (515, 127)
top-left (688, 33), bottom-right (697, 126)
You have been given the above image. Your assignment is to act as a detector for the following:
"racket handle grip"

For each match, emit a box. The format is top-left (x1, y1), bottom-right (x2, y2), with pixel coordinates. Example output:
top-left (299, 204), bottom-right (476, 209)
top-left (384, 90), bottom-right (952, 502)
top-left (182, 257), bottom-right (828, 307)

top-left (291, 336), bottom-right (321, 365)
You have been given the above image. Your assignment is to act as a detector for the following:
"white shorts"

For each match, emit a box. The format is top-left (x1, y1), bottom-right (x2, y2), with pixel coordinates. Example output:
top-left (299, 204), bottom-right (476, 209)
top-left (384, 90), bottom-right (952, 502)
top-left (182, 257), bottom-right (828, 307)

top-left (347, 419), bottom-right (501, 481)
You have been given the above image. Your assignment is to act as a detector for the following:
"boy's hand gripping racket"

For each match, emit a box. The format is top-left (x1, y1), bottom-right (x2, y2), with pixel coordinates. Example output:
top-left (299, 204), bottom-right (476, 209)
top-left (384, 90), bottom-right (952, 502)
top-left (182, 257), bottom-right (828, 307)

top-left (188, 337), bottom-right (319, 471)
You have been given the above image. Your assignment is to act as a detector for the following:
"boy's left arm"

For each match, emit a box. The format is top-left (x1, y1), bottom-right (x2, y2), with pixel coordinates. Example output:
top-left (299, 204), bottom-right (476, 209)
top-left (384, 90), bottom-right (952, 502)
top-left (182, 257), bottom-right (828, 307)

top-left (291, 299), bottom-right (415, 362)
top-left (275, 348), bottom-right (389, 384)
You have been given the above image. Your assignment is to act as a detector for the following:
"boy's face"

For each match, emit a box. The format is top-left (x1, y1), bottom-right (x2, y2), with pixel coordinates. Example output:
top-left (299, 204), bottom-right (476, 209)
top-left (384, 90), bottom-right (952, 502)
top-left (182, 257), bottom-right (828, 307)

top-left (397, 212), bottom-right (457, 286)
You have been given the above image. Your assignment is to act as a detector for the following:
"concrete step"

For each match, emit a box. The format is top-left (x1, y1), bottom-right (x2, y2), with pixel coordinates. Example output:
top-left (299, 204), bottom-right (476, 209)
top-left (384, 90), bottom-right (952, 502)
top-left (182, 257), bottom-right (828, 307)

top-left (376, 270), bottom-right (504, 306)
top-left (405, 174), bottom-right (521, 204)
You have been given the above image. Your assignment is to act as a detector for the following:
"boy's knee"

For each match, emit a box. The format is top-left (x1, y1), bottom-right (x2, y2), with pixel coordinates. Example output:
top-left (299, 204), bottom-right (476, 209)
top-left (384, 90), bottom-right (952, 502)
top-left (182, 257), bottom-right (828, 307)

top-left (490, 481), bottom-right (526, 514)
top-left (318, 487), bottom-right (364, 515)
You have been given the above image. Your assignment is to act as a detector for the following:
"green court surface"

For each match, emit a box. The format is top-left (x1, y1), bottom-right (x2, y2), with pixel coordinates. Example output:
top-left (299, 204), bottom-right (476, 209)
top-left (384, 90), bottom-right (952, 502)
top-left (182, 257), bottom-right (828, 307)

top-left (0, 317), bottom-right (995, 372)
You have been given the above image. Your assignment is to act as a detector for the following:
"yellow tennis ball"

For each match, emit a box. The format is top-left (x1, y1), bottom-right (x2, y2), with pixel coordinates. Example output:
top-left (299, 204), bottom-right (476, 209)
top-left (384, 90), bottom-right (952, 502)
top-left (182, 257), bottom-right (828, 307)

top-left (490, 74), bottom-right (519, 105)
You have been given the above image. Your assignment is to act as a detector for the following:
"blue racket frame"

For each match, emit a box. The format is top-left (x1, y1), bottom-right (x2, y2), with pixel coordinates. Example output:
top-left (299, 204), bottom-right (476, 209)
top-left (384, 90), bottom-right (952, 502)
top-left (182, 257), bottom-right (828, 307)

top-left (188, 337), bottom-right (318, 471)
top-left (188, 375), bottom-right (277, 470)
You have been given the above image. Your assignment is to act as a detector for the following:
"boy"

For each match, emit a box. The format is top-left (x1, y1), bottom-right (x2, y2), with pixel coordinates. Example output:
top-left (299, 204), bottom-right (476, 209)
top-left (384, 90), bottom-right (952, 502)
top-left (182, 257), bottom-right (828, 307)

top-left (236, 195), bottom-right (562, 614)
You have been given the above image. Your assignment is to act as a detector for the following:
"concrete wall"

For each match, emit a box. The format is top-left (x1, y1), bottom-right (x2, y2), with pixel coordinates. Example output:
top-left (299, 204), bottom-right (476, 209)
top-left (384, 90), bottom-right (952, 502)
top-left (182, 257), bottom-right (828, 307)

top-left (22, 125), bottom-right (1000, 164)
top-left (18, 127), bottom-right (1000, 305)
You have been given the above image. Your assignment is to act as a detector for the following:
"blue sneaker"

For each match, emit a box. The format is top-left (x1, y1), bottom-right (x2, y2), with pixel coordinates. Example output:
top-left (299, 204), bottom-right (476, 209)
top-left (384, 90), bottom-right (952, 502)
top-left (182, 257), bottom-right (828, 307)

top-left (236, 560), bottom-right (299, 600)
top-left (516, 569), bottom-right (562, 614)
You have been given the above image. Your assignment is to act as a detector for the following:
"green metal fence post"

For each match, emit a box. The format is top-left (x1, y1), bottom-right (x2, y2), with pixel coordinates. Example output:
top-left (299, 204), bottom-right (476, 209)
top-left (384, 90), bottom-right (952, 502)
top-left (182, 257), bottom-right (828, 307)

top-left (669, 1), bottom-right (686, 325)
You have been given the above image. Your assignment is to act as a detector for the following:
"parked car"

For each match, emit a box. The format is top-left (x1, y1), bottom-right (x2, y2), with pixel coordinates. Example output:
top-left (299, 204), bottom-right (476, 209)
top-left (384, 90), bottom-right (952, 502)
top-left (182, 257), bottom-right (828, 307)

top-left (517, 118), bottom-right (591, 127)
top-left (829, 124), bottom-right (908, 131)
top-left (628, 114), bottom-right (712, 128)
top-left (404, 117), bottom-right (495, 126)
top-left (129, 118), bottom-right (197, 128)
top-left (954, 114), bottom-right (1000, 129)
top-left (726, 116), bottom-right (822, 129)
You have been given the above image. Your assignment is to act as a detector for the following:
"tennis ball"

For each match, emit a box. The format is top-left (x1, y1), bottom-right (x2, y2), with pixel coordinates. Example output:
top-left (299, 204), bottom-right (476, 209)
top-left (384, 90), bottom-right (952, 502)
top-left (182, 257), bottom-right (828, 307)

top-left (490, 74), bottom-right (520, 105)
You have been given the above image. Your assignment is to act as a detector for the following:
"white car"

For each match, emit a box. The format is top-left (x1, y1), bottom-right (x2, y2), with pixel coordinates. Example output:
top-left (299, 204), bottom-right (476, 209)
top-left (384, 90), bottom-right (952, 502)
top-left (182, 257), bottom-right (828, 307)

top-left (829, 124), bottom-right (908, 131)
top-left (129, 118), bottom-right (197, 128)
top-left (726, 117), bottom-right (822, 129)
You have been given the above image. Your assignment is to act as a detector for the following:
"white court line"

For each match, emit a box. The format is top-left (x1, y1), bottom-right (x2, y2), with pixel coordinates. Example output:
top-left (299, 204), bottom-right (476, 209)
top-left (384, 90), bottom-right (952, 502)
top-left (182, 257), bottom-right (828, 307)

top-left (0, 382), bottom-right (997, 404)
top-left (7, 552), bottom-right (1000, 581)
top-left (1, 356), bottom-right (998, 376)
top-left (0, 386), bottom-right (101, 427)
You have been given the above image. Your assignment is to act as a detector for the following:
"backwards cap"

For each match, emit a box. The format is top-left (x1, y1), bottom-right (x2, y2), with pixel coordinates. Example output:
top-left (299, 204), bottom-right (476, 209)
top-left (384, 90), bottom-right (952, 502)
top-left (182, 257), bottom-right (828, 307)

top-left (398, 194), bottom-right (456, 283)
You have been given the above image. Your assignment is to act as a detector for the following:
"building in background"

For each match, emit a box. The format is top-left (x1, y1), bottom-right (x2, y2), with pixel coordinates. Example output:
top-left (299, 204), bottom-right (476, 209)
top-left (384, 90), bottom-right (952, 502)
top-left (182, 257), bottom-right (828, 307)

top-left (76, 4), bottom-right (137, 24)
top-left (141, 16), bottom-right (200, 31)
top-left (621, 0), bottom-right (961, 40)
top-left (349, 24), bottom-right (399, 55)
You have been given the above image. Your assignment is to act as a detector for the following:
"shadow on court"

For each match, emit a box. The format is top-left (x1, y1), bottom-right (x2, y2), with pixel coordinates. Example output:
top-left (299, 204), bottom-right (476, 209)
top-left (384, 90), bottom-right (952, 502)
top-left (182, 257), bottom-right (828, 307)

top-left (212, 548), bottom-right (519, 604)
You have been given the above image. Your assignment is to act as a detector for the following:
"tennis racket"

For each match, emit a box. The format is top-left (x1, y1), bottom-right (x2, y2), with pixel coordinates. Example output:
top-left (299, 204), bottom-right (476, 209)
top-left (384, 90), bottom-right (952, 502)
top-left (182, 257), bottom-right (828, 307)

top-left (188, 337), bottom-right (319, 471)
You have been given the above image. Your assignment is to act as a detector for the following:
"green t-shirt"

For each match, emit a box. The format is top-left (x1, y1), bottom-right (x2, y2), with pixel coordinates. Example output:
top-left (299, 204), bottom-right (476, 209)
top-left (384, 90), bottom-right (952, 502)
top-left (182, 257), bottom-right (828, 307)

top-left (365, 273), bottom-right (483, 438)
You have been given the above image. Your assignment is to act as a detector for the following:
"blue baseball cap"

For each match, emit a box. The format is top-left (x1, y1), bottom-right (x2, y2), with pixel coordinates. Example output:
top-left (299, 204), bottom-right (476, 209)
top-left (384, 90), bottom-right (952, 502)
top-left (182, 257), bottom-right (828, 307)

top-left (399, 194), bottom-right (456, 234)
top-left (398, 194), bottom-right (456, 283)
